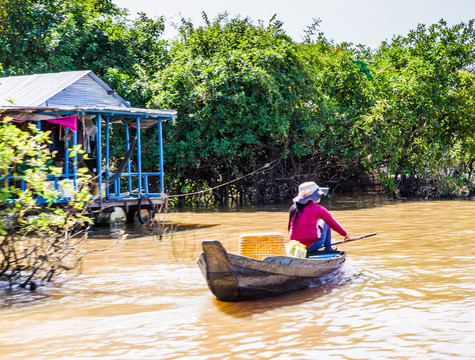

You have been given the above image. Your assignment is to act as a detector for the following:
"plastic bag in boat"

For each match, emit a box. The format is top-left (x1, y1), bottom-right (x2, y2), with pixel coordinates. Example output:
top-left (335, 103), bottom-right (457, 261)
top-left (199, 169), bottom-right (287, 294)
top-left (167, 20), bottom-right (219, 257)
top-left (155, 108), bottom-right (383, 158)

top-left (285, 240), bottom-right (307, 258)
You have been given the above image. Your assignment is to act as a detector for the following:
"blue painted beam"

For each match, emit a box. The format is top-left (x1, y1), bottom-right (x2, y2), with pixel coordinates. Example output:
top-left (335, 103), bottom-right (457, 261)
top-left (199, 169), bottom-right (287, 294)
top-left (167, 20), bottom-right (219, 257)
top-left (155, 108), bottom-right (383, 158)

top-left (96, 114), bottom-right (103, 200)
top-left (136, 118), bottom-right (143, 195)
top-left (125, 123), bottom-right (132, 193)
top-left (158, 119), bottom-right (164, 194)
top-left (105, 116), bottom-right (110, 198)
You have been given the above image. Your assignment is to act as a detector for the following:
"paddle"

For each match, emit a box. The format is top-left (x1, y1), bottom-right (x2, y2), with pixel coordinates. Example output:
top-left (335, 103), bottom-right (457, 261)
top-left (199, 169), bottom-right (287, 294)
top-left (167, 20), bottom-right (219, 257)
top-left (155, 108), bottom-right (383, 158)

top-left (331, 232), bottom-right (377, 246)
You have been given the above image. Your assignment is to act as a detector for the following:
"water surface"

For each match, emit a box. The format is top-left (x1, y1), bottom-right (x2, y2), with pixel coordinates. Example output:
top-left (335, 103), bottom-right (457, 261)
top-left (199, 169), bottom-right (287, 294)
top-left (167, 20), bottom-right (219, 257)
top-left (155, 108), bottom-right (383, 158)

top-left (0, 199), bottom-right (474, 359)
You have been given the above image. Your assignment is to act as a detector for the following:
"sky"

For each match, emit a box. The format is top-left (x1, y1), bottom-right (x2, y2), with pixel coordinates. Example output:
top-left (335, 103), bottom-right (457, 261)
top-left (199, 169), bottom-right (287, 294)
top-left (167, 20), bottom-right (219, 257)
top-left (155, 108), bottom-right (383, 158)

top-left (112, 0), bottom-right (475, 48)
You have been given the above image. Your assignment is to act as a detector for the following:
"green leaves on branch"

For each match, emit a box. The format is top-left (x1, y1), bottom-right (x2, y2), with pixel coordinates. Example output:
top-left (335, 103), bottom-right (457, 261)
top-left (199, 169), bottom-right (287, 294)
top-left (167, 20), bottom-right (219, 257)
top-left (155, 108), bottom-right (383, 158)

top-left (149, 14), bottom-right (316, 197)
top-left (353, 20), bottom-right (475, 197)
top-left (0, 117), bottom-right (94, 290)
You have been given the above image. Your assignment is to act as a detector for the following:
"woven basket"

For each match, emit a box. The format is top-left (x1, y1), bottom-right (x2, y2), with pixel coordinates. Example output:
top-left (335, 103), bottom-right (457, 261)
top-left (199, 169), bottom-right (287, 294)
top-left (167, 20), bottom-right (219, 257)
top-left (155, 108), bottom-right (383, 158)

top-left (239, 232), bottom-right (286, 260)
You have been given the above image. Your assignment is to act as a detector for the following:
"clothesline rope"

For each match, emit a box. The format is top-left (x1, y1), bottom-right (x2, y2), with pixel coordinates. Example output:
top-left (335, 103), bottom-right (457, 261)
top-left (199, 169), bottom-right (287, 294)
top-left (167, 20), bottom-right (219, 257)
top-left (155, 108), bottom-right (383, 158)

top-left (167, 159), bottom-right (280, 198)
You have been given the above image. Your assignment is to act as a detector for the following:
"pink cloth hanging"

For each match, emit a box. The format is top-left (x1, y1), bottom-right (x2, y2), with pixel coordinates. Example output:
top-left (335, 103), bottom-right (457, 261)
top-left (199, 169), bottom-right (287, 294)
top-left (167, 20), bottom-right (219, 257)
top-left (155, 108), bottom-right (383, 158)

top-left (43, 115), bottom-right (78, 132)
top-left (2, 114), bottom-right (78, 132)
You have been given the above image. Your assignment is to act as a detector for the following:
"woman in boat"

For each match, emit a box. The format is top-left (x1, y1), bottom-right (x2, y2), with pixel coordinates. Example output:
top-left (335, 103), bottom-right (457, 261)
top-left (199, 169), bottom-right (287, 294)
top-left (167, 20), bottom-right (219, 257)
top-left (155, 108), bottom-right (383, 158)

top-left (288, 181), bottom-right (353, 251)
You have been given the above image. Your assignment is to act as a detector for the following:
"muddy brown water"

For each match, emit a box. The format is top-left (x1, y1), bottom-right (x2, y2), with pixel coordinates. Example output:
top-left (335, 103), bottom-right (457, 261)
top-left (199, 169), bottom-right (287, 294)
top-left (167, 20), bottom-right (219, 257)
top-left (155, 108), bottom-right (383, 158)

top-left (0, 198), bottom-right (474, 359)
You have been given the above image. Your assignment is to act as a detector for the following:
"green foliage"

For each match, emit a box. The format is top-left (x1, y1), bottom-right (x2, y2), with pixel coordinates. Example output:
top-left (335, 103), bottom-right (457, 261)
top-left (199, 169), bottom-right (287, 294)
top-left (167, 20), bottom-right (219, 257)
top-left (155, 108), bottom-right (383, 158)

top-left (150, 14), bottom-right (317, 201)
top-left (354, 20), bottom-right (475, 197)
top-left (0, 118), bottom-right (94, 290)
top-left (0, 0), bottom-right (119, 74)
top-left (93, 11), bottom-right (170, 107)
top-left (0, 0), bottom-right (169, 107)
top-left (296, 40), bottom-right (372, 166)
top-left (0, 4), bottom-right (473, 200)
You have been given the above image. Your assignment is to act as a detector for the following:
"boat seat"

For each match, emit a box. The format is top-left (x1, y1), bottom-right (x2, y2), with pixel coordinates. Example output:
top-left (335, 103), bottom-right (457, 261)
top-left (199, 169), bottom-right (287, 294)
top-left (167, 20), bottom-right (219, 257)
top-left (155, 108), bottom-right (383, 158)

top-left (239, 232), bottom-right (286, 260)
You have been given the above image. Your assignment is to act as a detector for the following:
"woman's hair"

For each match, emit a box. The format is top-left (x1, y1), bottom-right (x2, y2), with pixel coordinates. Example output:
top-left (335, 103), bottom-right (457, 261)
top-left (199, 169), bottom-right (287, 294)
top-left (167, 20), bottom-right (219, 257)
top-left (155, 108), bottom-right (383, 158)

top-left (288, 202), bottom-right (307, 230)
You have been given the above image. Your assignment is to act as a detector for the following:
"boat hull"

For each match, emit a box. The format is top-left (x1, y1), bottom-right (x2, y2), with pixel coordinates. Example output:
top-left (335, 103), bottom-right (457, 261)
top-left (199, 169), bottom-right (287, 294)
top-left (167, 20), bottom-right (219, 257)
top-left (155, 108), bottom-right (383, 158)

top-left (198, 240), bottom-right (346, 302)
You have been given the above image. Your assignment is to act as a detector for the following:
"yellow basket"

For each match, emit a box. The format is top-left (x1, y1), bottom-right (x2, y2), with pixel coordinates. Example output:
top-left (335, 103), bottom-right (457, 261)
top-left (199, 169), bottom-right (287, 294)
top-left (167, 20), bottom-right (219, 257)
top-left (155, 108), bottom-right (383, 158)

top-left (239, 232), bottom-right (286, 260)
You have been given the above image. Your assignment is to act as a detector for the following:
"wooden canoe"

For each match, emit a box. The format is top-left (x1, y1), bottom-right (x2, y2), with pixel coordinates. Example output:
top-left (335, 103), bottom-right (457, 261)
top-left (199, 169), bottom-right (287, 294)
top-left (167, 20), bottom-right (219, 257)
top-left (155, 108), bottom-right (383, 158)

top-left (197, 240), bottom-right (346, 302)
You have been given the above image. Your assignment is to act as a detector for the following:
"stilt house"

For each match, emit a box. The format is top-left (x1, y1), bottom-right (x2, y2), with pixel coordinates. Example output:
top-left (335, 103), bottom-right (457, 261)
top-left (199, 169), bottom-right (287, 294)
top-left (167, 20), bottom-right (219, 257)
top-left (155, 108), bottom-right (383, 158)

top-left (0, 71), bottom-right (176, 223)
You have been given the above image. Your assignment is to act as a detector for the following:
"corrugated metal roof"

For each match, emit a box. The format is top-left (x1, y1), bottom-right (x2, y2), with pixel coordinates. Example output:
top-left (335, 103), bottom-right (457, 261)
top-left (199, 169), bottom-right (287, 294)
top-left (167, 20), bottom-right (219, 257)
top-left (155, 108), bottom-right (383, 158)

top-left (0, 71), bottom-right (131, 108)
top-left (0, 106), bottom-right (177, 120)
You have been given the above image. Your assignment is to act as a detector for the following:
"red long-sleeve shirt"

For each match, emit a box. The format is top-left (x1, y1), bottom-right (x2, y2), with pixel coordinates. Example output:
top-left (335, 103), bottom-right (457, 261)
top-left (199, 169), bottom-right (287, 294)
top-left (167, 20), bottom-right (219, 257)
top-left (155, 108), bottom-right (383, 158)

top-left (288, 202), bottom-right (347, 248)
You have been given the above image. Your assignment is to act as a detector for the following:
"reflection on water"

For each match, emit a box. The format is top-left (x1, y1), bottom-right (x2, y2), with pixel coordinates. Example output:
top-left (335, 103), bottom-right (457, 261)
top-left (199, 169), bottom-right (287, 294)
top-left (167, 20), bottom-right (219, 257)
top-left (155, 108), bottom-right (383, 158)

top-left (0, 198), bottom-right (474, 359)
top-left (172, 193), bottom-right (394, 213)
top-left (214, 266), bottom-right (362, 318)
top-left (89, 222), bottom-right (218, 240)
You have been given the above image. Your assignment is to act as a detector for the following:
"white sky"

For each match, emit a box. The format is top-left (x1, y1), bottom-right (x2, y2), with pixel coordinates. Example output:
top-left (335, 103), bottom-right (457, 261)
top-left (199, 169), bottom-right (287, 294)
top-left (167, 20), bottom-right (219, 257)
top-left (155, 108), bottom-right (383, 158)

top-left (113, 0), bottom-right (475, 48)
